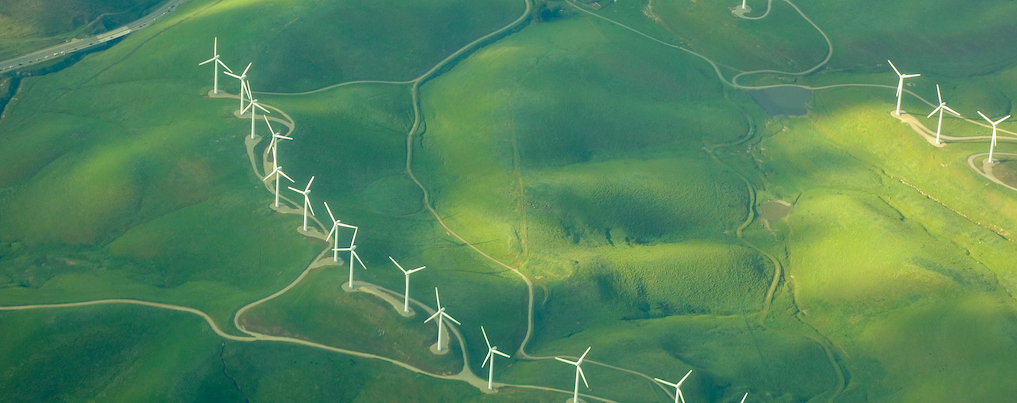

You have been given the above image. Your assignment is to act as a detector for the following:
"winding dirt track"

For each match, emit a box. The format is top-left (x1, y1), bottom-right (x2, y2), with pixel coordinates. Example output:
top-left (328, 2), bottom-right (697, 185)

top-left (2, 0), bottom-right (1013, 402)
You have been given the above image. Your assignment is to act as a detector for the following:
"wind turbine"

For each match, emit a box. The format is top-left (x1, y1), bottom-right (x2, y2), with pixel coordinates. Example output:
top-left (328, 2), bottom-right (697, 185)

top-left (324, 201), bottom-right (358, 263)
top-left (888, 60), bottom-right (920, 116)
top-left (978, 111), bottom-right (1010, 164)
top-left (263, 165), bottom-right (294, 208)
top-left (741, 0), bottom-right (747, 9)
top-left (555, 347), bottom-right (592, 403)
top-left (287, 176), bottom-right (315, 232)
top-left (242, 93), bottom-right (270, 140)
top-left (654, 369), bottom-right (693, 403)
top-left (198, 37), bottom-right (232, 94)
top-left (927, 84), bottom-right (961, 144)
top-left (264, 115), bottom-right (291, 169)
top-left (389, 256), bottom-right (425, 314)
top-left (332, 220), bottom-right (366, 289)
top-left (224, 62), bottom-right (252, 112)
top-left (424, 288), bottom-right (461, 353)
top-left (481, 325), bottom-right (511, 391)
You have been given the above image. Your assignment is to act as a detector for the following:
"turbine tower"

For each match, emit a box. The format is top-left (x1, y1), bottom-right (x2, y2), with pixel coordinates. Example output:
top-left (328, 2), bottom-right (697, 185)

top-left (224, 62), bottom-right (252, 112)
top-left (424, 288), bottom-right (461, 353)
top-left (389, 256), bottom-right (425, 314)
top-left (481, 325), bottom-right (511, 391)
top-left (198, 37), bottom-right (232, 94)
top-left (263, 165), bottom-right (294, 208)
top-left (654, 369), bottom-right (693, 403)
top-left (242, 95), bottom-right (270, 140)
top-left (927, 84), bottom-right (961, 144)
top-left (287, 176), bottom-right (315, 232)
top-left (888, 60), bottom-right (920, 116)
top-left (978, 111), bottom-right (1010, 164)
top-left (555, 347), bottom-right (592, 403)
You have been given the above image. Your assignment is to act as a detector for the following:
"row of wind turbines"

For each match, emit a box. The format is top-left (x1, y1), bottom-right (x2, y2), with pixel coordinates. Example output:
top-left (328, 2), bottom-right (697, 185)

top-left (199, 37), bottom-right (749, 403)
top-left (889, 60), bottom-right (1010, 163)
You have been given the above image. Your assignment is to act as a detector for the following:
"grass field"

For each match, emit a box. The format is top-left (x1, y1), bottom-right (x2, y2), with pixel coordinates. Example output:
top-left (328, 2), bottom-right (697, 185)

top-left (1, 0), bottom-right (1017, 401)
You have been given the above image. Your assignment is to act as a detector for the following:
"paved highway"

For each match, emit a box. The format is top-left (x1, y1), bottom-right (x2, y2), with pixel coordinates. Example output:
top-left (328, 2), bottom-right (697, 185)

top-left (0, 0), bottom-right (190, 74)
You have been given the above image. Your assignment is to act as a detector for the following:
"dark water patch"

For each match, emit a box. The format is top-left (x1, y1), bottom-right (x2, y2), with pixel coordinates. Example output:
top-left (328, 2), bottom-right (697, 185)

top-left (748, 86), bottom-right (811, 117)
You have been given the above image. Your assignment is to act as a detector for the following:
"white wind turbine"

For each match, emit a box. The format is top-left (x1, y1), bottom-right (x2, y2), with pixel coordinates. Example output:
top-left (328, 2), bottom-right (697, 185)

top-left (978, 111), bottom-right (1010, 164)
top-left (324, 201), bottom-right (358, 264)
top-left (242, 93), bottom-right (270, 140)
top-left (424, 288), bottom-right (461, 353)
top-left (263, 164), bottom-right (294, 209)
top-left (389, 256), bottom-right (425, 314)
top-left (224, 62), bottom-right (252, 112)
top-left (888, 60), bottom-right (920, 116)
top-left (332, 221), bottom-right (366, 289)
top-left (287, 176), bottom-right (315, 232)
top-left (198, 37), bottom-right (232, 94)
top-left (927, 84), bottom-right (961, 144)
top-left (264, 115), bottom-right (292, 169)
top-left (481, 325), bottom-right (511, 391)
top-left (555, 347), bottom-right (592, 403)
top-left (654, 369), bottom-right (693, 403)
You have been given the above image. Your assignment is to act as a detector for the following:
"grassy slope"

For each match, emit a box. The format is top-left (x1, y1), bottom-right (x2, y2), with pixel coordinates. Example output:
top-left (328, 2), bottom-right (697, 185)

top-left (0, 0), bottom-right (165, 60)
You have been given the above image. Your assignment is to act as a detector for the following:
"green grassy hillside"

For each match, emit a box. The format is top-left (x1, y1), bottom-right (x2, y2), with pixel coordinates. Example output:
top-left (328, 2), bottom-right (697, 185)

top-left (1, 0), bottom-right (1017, 401)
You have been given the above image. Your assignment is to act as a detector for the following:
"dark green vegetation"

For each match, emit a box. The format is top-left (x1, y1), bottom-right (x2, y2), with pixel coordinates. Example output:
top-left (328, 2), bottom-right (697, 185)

top-left (2, 0), bottom-right (1017, 402)
top-left (0, 0), bottom-right (165, 60)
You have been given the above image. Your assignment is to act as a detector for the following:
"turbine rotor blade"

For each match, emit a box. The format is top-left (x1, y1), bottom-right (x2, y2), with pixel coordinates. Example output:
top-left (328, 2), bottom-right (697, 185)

top-left (482, 351), bottom-right (492, 368)
top-left (352, 251), bottom-right (366, 269)
top-left (942, 105), bottom-right (961, 117)
top-left (903, 73), bottom-right (920, 78)
top-left (278, 170), bottom-right (294, 183)
top-left (434, 288), bottom-right (441, 309)
top-left (287, 186), bottom-right (303, 193)
top-left (224, 71), bottom-right (241, 79)
top-left (306, 197), bottom-right (316, 216)
top-left (927, 105), bottom-right (943, 119)
top-left (326, 224), bottom-right (337, 241)
top-left (263, 115), bottom-right (275, 134)
top-left (679, 370), bottom-right (695, 384)
top-left (407, 266), bottom-right (425, 274)
top-left (997, 115), bottom-right (1011, 125)
top-left (242, 62), bottom-right (252, 76)
top-left (305, 176), bottom-right (315, 192)
top-left (555, 357), bottom-right (578, 365)
top-left (653, 378), bottom-right (679, 388)
top-left (578, 366), bottom-right (589, 389)
top-left (482, 326), bottom-right (492, 350)
top-left (323, 201), bottom-right (336, 224)
top-left (389, 256), bottom-right (407, 274)
top-left (263, 169), bottom-right (279, 181)
top-left (199, 57), bottom-right (216, 65)
top-left (443, 312), bottom-right (461, 326)
top-left (493, 349), bottom-right (510, 358)
top-left (740, 392), bottom-right (749, 403)
top-left (936, 84), bottom-right (943, 104)
top-left (424, 310), bottom-right (441, 323)
top-left (887, 60), bottom-right (901, 76)
top-left (978, 111), bottom-right (992, 123)
top-left (217, 59), bottom-right (233, 72)
top-left (577, 346), bottom-right (591, 364)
